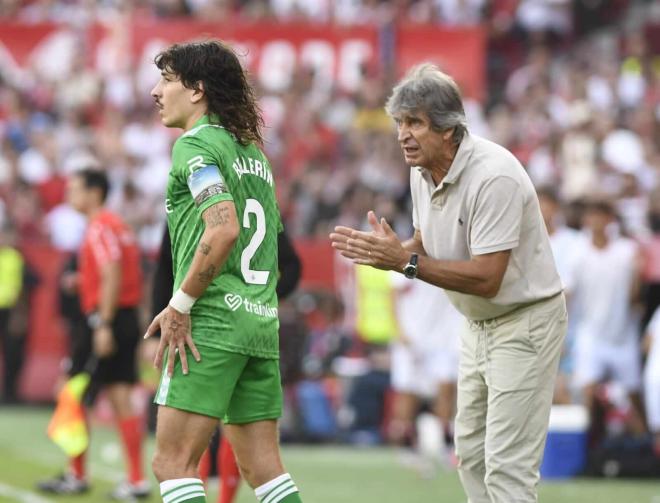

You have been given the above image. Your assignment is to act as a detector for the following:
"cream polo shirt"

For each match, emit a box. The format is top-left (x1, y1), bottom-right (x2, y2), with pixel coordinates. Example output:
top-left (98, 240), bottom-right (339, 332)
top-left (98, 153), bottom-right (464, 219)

top-left (410, 133), bottom-right (562, 321)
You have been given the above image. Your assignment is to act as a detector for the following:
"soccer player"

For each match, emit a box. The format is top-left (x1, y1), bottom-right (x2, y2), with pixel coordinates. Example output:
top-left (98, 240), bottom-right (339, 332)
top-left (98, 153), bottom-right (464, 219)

top-left (149, 225), bottom-right (302, 503)
top-left (38, 169), bottom-right (148, 500)
top-left (145, 40), bottom-right (303, 503)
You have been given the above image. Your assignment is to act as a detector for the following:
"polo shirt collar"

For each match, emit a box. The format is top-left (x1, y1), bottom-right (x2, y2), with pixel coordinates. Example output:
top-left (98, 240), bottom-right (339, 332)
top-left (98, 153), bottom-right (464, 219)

top-left (415, 132), bottom-right (475, 186)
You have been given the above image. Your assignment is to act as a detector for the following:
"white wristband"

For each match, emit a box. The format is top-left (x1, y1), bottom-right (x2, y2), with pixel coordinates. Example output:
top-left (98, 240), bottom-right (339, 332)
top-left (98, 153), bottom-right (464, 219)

top-left (169, 288), bottom-right (197, 314)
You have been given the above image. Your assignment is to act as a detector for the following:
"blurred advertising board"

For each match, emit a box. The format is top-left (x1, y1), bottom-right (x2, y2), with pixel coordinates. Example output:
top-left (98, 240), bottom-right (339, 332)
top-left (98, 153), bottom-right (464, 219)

top-left (0, 20), bottom-right (485, 99)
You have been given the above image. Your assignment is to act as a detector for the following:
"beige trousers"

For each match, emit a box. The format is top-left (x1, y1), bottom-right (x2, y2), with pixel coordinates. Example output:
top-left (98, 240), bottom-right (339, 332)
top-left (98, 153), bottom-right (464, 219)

top-left (455, 293), bottom-right (567, 503)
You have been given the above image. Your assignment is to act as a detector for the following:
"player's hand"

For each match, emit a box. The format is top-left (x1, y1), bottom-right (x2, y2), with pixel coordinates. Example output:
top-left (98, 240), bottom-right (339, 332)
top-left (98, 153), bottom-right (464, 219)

top-left (330, 211), bottom-right (408, 271)
top-left (93, 325), bottom-right (115, 358)
top-left (144, 306), bottom-right (201, 377)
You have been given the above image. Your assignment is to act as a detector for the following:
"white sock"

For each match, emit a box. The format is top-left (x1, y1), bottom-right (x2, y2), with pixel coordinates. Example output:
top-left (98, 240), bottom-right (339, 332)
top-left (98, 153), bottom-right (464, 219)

top-left (159, 478), bottom-right (205, 503)
top-left (254, 473), bottom-right (299, 503)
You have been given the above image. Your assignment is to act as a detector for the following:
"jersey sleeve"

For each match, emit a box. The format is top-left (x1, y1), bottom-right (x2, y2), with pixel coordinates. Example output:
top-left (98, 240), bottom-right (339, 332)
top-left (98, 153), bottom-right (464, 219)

top-left (469, 175), bottom-right (523, 255)
top-left (648, 307), bottom-right (660, 342)
top-left (88, 222), bottom-right (122, 265)
top-left (410, 171), bottom-right (420, 231)
top-left (172, 136), bottom-right (234, 217)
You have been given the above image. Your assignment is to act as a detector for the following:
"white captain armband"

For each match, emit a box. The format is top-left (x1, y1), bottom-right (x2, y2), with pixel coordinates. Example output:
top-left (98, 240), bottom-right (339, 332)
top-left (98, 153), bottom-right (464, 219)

top-left (187, 165), bottom-right (228, 207)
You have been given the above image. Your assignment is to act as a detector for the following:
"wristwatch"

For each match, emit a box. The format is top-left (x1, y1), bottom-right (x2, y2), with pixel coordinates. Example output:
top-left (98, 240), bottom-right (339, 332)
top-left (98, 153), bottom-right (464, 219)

top-left (403, 253), bottom-right (419, 279)
top-left (88, 312), bottom-right (111, 330)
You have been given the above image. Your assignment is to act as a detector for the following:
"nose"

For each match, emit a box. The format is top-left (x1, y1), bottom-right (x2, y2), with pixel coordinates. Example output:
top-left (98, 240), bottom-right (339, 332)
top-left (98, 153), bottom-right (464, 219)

top-left (397, 123), bottom-right (410, 143)
top-left (150, 82), bottom-right (160, 99)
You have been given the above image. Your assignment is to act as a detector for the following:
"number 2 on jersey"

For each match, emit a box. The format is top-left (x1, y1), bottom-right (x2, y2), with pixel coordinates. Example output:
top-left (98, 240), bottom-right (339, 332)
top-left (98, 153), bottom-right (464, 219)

top-left (241, 199), bottom-right (269, 285)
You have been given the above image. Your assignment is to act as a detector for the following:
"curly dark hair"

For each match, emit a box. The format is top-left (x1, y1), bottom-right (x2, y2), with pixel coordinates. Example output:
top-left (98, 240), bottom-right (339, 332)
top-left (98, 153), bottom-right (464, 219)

top-left (155, 40), bottom-right (264, 146)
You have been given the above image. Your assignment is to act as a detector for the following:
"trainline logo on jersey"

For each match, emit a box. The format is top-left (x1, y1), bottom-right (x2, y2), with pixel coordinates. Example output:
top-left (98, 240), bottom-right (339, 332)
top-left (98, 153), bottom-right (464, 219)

top-left (224, 293), bottom-right (278, 319)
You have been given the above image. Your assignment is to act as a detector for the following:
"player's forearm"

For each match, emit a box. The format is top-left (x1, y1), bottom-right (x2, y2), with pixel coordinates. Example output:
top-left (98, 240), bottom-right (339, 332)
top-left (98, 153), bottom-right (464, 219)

top-left (179, 228), bottom-right (238, 299)
top-left (98, 263), bottom-right (121, 321)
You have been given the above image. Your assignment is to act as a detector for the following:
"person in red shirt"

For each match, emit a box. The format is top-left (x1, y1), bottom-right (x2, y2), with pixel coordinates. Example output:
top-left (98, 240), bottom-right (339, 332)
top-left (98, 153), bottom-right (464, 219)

top-left (38, 169), bottom-right (149, 501)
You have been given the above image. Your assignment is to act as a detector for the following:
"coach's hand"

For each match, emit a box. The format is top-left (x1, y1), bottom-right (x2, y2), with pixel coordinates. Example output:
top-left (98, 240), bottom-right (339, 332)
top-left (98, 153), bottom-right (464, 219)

top-left (144, 306), bottom-right (201, 377)
top-left (330, 211), bottom-right (408, 271)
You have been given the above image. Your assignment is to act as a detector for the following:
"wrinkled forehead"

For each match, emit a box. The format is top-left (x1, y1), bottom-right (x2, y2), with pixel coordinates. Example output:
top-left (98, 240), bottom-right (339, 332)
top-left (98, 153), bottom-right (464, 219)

top-left (392, 109), bottom-right (428, 122)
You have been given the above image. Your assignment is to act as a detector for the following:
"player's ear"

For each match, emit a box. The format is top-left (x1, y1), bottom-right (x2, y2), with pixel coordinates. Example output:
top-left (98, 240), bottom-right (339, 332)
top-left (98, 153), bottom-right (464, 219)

top-left (191, 81), bottom-right (205, 104)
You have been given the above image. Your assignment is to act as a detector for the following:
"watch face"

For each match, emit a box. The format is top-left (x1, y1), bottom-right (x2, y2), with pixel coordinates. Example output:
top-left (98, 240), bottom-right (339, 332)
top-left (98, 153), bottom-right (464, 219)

top-left (404, 265), bottom-right (417, 279)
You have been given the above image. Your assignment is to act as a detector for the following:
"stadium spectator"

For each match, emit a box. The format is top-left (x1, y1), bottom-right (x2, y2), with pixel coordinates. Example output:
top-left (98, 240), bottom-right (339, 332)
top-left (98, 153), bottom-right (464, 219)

top-left (0, 224), bottom-right (25, 403)
top-left (571, 198), bottom-right (647, 435)
top-left (388, 276), bottom-right (462, 467)
top-left (537, 186), bottom-right (581, 404)
top-left (643, 306), bottom-right (660, 456)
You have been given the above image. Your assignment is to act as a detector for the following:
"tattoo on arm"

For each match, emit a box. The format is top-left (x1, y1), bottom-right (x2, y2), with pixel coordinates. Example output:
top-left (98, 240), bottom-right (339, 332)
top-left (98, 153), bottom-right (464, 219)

top-left (198, 242), bottom-right (211, 255)
top-left (205, 205), bottom-right (230, 228)
top-left (197, 264), bottom-right (217, 285)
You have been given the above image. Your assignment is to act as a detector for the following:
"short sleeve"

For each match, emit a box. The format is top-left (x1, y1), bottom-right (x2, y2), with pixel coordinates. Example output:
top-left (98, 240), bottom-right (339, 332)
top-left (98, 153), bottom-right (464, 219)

top-left (470, 176), bottom-right (523, 255)
top-left (89, 223), bottom-right (121, 265)
top-left (648, 307), bottom-right (660, 341)
top-left (172, 137), bottom-right (234, 216)
top-left (410, 172), bottom-right (420, 231)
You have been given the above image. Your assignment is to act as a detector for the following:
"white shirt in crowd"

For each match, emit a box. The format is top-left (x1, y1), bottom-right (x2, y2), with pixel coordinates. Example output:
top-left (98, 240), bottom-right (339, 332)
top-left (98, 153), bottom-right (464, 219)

top-left (644, 308), bottom-right (660, 431)
top-left (572, 233), bottom-right (639, 346)
top-left (391, 273), bottom-right (463, 353)
top-left (548, 225), bottom-right (581, 294)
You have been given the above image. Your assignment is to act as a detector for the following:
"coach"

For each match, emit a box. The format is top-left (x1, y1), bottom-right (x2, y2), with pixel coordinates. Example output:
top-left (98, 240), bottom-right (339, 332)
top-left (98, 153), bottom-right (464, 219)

top-left (330, 63), bottom-right (567, 503)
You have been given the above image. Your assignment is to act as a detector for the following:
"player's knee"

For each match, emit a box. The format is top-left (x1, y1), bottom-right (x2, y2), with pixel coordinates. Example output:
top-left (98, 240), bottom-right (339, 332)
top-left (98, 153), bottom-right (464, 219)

top-left (151, 448), bottom-right (198, 482)
top-left (234, 456), bottom-right (283, 488)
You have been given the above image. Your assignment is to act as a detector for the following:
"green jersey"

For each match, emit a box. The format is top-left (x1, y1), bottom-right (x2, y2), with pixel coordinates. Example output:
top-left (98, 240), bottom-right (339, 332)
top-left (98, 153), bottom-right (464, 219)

top-left (166, 115), bottom-right (282, 359)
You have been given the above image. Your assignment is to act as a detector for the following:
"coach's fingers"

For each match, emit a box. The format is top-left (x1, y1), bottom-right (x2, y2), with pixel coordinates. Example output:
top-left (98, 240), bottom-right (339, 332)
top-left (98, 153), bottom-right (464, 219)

top-left (178, 340), bottom-right (189, 375)
top-left (349, 229), bottom-right (378, 244)
top-left (346, 239), bottom-right (373, 255)
top-left (339, 250), bottom-right (370, 262)
top-left (367, 211), bottom-right (383, 234)
top-left (187, 335), bottom-right (201, 362)
top-left (332, 241), bottom-right (370, 259)
top-left (381, 218), bottom-right (397, 237)
top-left (333, 226), bottom-right (357, 238)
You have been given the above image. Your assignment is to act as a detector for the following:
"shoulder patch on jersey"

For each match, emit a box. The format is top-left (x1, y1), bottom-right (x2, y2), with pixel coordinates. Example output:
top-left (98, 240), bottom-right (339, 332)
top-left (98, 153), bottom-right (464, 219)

top-left (187, 165), bottom-right (228, 206)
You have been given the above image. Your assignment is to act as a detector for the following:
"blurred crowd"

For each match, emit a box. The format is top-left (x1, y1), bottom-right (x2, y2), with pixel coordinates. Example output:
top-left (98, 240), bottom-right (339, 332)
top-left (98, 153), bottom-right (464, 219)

top-left (1, 0), bottom-right (660, 471)
top-left (0, 0), bottom-right (577, 28)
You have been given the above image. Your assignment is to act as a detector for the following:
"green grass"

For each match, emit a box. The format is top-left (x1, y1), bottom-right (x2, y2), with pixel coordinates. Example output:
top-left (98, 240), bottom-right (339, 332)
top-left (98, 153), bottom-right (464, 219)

top-left (0, 407), bottom-right (659, 502)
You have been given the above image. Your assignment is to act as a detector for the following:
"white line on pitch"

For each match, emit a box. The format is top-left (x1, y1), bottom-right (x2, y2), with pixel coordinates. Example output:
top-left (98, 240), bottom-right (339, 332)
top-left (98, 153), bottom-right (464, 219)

top-left (0, 482), bottom-right (54, 503)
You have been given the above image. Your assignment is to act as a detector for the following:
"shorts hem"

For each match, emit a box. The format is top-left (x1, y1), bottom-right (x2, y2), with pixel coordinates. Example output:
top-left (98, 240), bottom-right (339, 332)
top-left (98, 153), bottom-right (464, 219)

top-left (156, 400), bottom-right (222, 420)
top-left (224, 411), bottom-right (282, 425)
top-left (193, 342), bottom-right (279, 360)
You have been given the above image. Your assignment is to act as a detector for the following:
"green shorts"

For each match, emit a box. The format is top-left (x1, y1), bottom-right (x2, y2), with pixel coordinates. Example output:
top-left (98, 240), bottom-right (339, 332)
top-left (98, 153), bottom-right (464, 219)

top-left (154, 345), bottom-right (282, 424)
